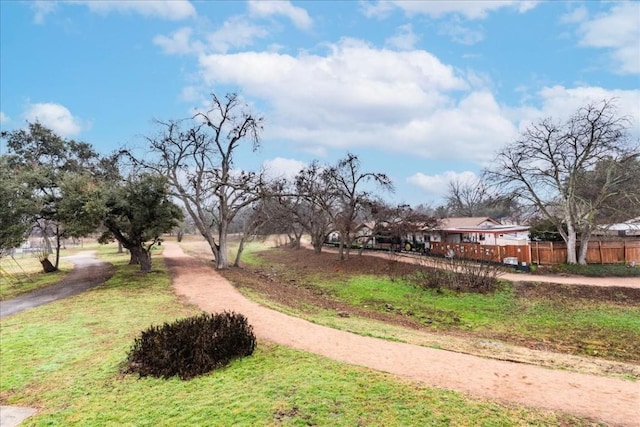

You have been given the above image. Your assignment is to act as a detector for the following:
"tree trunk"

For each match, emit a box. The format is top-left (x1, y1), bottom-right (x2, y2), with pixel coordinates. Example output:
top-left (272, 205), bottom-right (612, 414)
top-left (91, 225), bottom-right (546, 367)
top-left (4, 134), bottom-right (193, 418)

top-left (344, 233), bottom-right (352, 260)
top-left (54, 226), bottom-right (61, 270)
top-left (338, 236), bottom-right (345, 260)
top-left (578, 230), bottom-right (592, 265)
top-left (130, 245), bottom-right (152, 273)
top-left (40, 258), bottom-right (56, 273)
top-left (129, 249), bottom-right (140, 265)
top-left (311, 233), bottom-right (323, 253)
top-left (565, 228), bottom-right (578, 264)
top-left (117, 241), bottom-right (123, 253)
top-left (233, 236), bottom-right (246, 267)
top-left (217, 222), bottom-right (229, 269)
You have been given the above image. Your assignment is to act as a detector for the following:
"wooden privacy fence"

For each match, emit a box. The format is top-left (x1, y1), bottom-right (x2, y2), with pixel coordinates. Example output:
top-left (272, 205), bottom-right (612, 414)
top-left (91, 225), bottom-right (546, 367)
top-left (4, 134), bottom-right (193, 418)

top-left (429, 240), bottom-right (640, 265)
top-left (429, 242), bottom-right (531, 265)
top-left (530, 240), bottom-right (640, 265)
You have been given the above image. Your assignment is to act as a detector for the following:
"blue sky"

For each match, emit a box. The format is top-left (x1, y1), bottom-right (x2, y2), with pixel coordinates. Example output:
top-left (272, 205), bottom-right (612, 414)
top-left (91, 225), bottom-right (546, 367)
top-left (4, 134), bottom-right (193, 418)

top-left (1, 1), bottom-right (639, 205)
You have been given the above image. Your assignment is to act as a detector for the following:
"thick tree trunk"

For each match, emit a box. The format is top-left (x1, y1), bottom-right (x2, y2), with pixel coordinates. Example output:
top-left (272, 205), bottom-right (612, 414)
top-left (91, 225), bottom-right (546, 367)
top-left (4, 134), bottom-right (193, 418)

top-left (311, 233), bottom-right (323, 253)
top-left (130, 246), bottom-right (152, 273)
top-left (117, 241), bottom-right (123, 253)
top-left (578, 230), bottom-right (592, 265)
top-left (338, 236), bottom-right (345, 260)
top-left (129, 249), bottom-right (140, 265)
top-left (565, 228), bottom-right (578, 264)
top-left (40, 258), bottom-right (56, 273)
top-left (217, 222), bottom-right (229, 269)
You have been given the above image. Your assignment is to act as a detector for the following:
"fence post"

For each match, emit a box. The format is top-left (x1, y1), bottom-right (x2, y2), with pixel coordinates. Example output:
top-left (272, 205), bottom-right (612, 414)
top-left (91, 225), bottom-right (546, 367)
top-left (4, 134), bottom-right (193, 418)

top-left (598, 241), bottom-right (603, 264)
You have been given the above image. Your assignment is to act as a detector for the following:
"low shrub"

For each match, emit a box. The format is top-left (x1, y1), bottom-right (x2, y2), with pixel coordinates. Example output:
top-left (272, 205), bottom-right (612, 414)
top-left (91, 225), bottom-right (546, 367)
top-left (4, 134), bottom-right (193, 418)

top-left (122, 311), bottom-right (256, 380)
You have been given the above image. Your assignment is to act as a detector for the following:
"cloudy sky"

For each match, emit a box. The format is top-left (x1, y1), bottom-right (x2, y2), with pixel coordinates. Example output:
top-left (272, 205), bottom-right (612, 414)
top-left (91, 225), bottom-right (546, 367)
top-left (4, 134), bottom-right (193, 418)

top-left (1, 1), bottom-right (639, 204)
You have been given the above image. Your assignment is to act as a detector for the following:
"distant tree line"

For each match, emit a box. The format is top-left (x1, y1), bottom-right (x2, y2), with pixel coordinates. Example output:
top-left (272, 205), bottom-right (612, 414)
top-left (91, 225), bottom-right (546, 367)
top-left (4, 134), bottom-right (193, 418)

top-left (2, 95), bottom-right (638, 268)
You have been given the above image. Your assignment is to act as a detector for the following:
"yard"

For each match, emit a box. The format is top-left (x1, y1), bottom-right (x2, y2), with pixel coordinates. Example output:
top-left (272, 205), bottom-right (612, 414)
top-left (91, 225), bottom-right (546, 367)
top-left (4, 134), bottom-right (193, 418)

top-left (0, 244), bottom-right (607, 426)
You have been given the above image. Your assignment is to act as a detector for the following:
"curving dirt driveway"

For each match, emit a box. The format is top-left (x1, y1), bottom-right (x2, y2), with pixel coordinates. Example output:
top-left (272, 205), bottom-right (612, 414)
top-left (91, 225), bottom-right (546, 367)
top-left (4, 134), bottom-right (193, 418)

top-left (164, 243), bottom-right (639, 427)
top-left (0, 252), bottom-right (114, 318)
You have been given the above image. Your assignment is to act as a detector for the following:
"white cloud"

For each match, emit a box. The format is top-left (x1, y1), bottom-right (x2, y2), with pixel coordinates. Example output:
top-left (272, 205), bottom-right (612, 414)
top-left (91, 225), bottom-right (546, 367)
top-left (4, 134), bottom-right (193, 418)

top-left (195, 40), bottom-right (528, 164)
top-left (31, 1), bottom-right (57, 24)
top-left (0, 112), bottom-right (10, 124)
top-left (438, 18), bottom-right (484, 45)
top-left (23, 103), bottom-right (86, 137)
top-left (263, 157), bottom-right (307, 180)
top-left (559, 5), bottom-right (588, 25)
top-left (179, 86), bottom-right (205, 103)
top-left (206, 16), bottom-right (269, 53)
top-left (248, 0), bottom-right (313, 30)
top-left (571, 2), bottom-right (640, 74)
top-left (362, 0), bottom-right (539, 20)
top-left (32, 0), bottom-right (196, 22)
top-left (75, 0), bottom-right (196, 20)
top-left (385, 24), bottom-right (418, 50)
top-left (509, 85), bottom-right (640, 139)
top-left (407, 170), bottom-right (479, 200)
top-left (153, 27), bottom-right (204, 55)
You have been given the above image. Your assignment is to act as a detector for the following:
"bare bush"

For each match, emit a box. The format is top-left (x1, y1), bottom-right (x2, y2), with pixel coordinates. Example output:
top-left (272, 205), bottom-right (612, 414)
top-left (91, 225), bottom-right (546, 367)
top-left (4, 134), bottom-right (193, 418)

top-left (415, 251), bottom-right (503, 293)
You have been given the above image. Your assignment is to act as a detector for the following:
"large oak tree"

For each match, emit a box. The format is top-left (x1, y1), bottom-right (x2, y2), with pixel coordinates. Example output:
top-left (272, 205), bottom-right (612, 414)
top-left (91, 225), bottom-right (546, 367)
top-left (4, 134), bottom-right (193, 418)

top-left (486, 99), bottom-right (637, 264)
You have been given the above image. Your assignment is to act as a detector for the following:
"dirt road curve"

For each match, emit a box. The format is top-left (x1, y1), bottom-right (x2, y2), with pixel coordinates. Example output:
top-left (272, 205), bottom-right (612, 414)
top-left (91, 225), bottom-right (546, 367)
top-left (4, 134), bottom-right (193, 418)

top-left (0, 252), bottom-right (114, 318)
top-left (164, 243), bottom-right (640, 427)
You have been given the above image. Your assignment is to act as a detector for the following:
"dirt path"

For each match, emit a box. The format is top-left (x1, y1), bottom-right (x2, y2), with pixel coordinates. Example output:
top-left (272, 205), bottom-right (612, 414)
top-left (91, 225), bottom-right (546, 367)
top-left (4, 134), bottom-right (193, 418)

top-left (0, 252), bottom-right (114, 318)
top-left (164, 243), bottom-right (639, 426)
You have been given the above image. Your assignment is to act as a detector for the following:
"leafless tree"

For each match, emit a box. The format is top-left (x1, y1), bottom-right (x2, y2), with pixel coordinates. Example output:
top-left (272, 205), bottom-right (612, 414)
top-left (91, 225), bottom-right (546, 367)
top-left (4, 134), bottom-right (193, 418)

top-left (326, 153), bottom-right (394, 260)
top-left (292, 161), bottom-right (337, 253)
top-left (446, 178), bottom-right (519, 220)
top-left (486, 99), bottom-right (637, 264)
top-left (137, 93), bottom-right (265, 269)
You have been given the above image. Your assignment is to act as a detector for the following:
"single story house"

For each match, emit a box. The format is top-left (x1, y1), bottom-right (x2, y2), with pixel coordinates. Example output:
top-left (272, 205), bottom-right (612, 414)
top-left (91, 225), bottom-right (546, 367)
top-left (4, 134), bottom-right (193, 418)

top-left (407, 217), bottom-right (530, 247)
top-left (594, 216), bottom-right (640, 238)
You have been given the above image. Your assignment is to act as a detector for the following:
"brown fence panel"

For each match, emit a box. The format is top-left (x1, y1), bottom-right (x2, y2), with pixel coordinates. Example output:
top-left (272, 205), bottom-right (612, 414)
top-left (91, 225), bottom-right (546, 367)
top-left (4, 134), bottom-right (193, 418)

top-left (429, 242), bottom-right (530, 265)
top-left (531, 242), bottom-right (567, 265)
top-left (531, 240), bottom-right (640, 265)
top-left (624, 240), bottom-right (640, 265)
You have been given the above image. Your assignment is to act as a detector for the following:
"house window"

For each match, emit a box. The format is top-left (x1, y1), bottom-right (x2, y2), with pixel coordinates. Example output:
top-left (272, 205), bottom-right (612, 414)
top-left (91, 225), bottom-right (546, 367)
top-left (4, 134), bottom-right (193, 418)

top-left (479, 233), bottom-right (485, 241)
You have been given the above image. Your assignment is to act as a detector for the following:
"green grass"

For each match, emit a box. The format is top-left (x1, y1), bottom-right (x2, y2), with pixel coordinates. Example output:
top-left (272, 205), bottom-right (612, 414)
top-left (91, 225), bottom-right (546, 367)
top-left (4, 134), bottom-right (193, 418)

top-left (233, 245), bottom-right (640, 364)
top-left (0, 244), bottom-right (599, 426)
top-left (327, 275), bottom-right (640, 361)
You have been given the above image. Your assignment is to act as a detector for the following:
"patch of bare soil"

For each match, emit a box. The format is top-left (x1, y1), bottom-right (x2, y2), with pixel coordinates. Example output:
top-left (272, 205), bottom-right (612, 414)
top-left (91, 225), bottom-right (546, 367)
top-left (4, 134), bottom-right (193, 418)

top-left (217, 245), bottom-right (640, 379)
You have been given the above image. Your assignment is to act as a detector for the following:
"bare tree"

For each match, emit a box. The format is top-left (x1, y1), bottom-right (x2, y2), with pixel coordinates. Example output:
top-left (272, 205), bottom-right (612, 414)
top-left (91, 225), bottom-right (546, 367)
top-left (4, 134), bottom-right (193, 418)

top-left (326, 153), bottom-right (394, 260)
top-left (486, 99), bottom-right (637, 264)
top-left (360, 201), bottom-right (438, 253)
top-left (446, 178), bottom-right (519, 220)
top-left (292, 161), bottom-right (337, 253)
top-left (138, 93), bottom-right (265, 269)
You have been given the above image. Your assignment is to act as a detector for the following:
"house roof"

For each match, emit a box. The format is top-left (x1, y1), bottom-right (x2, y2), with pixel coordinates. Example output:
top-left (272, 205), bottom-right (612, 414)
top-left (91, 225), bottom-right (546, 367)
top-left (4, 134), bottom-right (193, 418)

top-left (597, 217), bottom-right (640, 232)
top-left (438, 217), bottom-right (500, 228)
top-left (432, 217), bottom-right (529, 234)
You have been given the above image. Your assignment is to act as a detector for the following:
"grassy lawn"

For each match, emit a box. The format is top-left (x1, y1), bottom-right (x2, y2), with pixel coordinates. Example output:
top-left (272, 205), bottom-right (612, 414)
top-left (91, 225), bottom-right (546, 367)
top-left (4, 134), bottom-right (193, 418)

top-left (230, 246), bottom-right (640, 364)
top-left (0, 243), bottom-right (600, 426)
